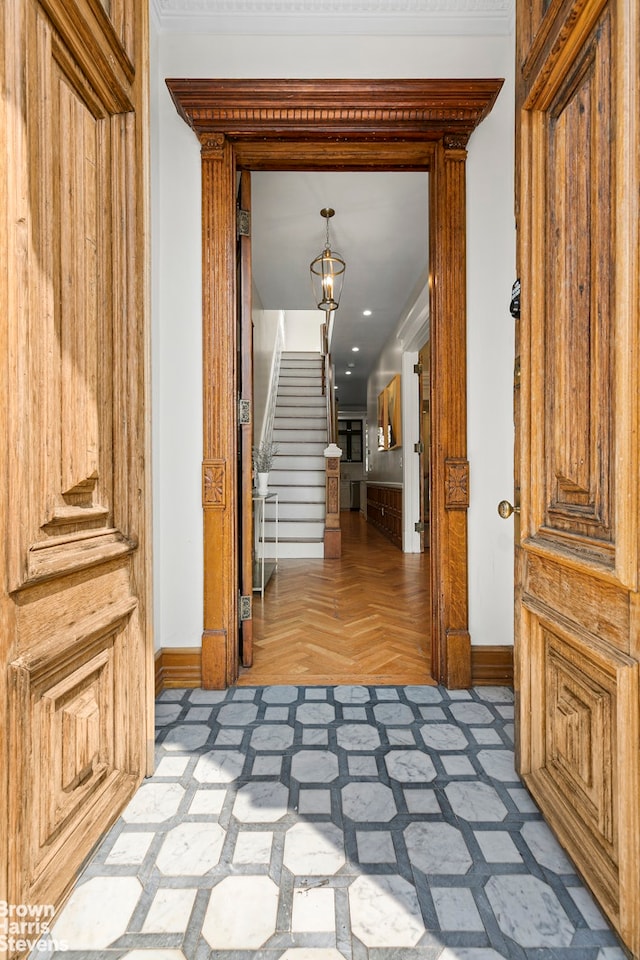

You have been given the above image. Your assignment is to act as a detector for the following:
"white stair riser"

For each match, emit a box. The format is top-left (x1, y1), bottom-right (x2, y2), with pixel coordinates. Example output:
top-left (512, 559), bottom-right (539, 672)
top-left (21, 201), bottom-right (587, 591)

top-left (266, 502), bottom-right (325, 520)
top-left (268, 485), bottom-right (325, 502)
top-left (265, 520), bottom-right (324, 539)
top-left (261, 540), bottom-right (325, 559)
top-left (273, 455), bottom-right (326, 470)
top-left (278, 385), bottom-right (323, 396)
top-left (281, 352), bottom-right (322, 361)
top-left (274, 417), bottom-right (326, 430)
top-left (276, 397), bottom-right (326, 408)
top-left (269, 469), bottom-right (325, 485)
top-left (273, 428), bottom-right (327, 442)
top-left (278, 374), bottom-right (322, 393)
top-left (275, 443), bottom-right (326, 456)
top-left (280, 362), bottom-right (323, 372)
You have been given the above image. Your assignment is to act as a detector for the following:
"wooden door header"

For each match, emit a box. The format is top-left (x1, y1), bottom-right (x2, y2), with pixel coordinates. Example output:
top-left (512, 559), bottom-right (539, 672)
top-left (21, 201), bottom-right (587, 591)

top-left (165, 78), bottom-right (504, 149)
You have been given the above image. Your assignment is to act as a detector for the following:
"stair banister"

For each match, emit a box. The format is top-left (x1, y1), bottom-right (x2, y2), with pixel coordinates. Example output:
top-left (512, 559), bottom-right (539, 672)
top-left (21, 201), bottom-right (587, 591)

top-left (259, 312), bottom-right (285, 450)
top-left (321, 319), bottom-right (342, 558)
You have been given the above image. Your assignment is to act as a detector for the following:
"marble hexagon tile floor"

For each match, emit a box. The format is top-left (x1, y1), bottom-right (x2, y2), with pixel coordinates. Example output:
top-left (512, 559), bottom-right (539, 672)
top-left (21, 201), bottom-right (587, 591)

top-left (35, 685), bottom-right (626, 960)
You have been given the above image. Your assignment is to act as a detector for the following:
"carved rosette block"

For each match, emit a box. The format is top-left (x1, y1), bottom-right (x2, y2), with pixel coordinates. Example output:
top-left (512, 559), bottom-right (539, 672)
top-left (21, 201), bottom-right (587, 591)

top-left (203, 460), bottom-right (226, 508)
top-left (445, 458), bottom-right (469, 509)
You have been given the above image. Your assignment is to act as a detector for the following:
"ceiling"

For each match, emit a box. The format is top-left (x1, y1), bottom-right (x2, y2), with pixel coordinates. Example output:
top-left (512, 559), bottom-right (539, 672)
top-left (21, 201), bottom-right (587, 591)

top-left (150, 0), bottom-right (513, 37)
top-left (251, 171), bottom-right (429, 408)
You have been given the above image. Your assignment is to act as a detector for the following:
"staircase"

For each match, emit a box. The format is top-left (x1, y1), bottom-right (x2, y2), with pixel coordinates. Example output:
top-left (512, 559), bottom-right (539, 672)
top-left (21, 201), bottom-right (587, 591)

top-left (263, 351), bottom-right (327, 558)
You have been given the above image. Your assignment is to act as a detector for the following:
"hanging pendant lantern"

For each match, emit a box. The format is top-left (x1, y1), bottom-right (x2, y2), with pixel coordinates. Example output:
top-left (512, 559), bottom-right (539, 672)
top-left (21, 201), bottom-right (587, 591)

top-left (310, 208), bottom-right (346, 312)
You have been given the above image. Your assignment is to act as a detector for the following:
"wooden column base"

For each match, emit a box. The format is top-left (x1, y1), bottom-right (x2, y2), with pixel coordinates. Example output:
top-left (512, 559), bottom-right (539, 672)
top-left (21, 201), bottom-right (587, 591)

top-left (202, 629), bottom-right (228, 688)
top-left (324, 528), bottom-right (342, 559)
top-left (155, 642), bottom-right (514, 695)
top-left (443, 629), bottom-right (471, 688)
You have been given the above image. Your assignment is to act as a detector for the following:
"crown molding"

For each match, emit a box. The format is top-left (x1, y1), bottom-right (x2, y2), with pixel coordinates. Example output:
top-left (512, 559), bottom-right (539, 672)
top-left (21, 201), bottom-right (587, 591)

top-left (397, 279), bottom-right (430, 351)
top-left (150, 0), bottom-right (514, 37)
top-left (166, 77), bottom-right (504, 146)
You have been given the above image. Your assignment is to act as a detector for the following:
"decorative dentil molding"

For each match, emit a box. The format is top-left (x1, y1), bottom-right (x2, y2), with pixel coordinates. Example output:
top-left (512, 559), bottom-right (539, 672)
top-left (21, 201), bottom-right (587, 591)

top-left (166, 78), bottom-right (504, 144)
top-left (151, 0), bottom-right (514, 36)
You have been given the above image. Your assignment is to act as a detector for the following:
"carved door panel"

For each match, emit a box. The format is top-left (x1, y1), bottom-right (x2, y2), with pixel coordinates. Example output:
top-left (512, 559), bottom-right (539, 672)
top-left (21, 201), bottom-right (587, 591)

top-left (1, 0), bottom-right (151, 932)
top-left (516, 0), bottom-right (640, 952)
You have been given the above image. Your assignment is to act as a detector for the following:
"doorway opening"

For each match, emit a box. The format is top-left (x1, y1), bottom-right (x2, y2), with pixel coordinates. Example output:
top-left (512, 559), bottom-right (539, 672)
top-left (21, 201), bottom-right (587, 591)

top-left (244, 169), bottom-right (431, 685)
top-left (165, 77), bottom-right (503, 688)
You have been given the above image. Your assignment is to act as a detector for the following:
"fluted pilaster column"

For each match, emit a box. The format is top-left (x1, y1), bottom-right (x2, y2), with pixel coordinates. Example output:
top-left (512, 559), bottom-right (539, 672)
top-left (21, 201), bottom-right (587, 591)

top-left (429, 136), bottom-right (471, 687)
top-left (200, 134), bottom-right (238, 688)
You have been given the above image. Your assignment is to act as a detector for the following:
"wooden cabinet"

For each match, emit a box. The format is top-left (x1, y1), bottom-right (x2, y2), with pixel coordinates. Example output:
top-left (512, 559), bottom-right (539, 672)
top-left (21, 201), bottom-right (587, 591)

top-left (366, 485), bottom-right (402, 550)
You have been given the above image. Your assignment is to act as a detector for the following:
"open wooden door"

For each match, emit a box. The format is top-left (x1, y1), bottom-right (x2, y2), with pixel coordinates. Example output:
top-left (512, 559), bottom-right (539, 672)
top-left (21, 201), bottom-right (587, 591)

top-left (237, 171), bottom-right (254, 666)
top-left (1, 0), bottom-right (151, 936)
top-left (417, 341), bottom-right (431, 553)
top-left (516, 0), bottom-right (640, 952)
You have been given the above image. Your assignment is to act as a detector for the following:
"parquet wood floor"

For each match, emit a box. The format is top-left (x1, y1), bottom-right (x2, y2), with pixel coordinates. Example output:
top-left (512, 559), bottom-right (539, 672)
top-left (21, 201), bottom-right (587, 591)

top-left (238, 511), bottom-right (433, 686)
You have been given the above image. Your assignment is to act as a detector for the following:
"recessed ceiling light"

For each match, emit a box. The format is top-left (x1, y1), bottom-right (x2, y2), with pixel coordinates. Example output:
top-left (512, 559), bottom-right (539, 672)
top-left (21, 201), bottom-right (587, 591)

top-left (352, 346), bottom-right (360, 352)
top-left (362, 309), bottom-right (372, 317)
top-left (345, 370), bottom-right (352, 375)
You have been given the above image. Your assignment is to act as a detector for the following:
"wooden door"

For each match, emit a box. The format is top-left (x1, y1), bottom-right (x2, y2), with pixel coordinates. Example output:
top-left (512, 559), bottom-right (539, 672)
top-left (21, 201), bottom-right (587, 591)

top-left (1, 0), bottom-right (151, 933)
top-left (237, 171), bottom-right (254, 666)
top-left (516, 0), bottom-right (640, 952)
top-left (418, 341), bottom-right (431, 552)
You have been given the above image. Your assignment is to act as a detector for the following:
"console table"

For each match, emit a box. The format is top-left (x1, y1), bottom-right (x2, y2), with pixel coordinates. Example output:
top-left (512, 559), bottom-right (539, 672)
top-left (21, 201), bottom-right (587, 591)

top-left (252, 491), bottom-right (278, 595)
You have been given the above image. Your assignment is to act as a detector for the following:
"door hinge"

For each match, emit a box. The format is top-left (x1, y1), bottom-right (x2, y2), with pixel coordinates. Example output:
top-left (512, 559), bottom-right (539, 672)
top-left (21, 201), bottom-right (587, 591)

top-left (414, 521), bottom-right (426, 533)
top-left (414, 441), bottom-right (424, 454)
top-left (238, 398), bottom-right (251, 424)
top-left (413, 362), bottom-right (423, 375)
top-left (237, 208), bottom-right (251, 238)
top-left (239, 594), bottom-right (252, 622)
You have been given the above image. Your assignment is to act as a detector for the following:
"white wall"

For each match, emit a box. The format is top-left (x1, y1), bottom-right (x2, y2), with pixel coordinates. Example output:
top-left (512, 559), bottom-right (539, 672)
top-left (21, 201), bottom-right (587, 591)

top-left (253, 301), bottom-right (283, 445)
top-left (283, 310), bottom-right (324, 353)
top-left (152, 27), bottom-right (515, 650)
top-left (150, 19), bottom-right (161, 649)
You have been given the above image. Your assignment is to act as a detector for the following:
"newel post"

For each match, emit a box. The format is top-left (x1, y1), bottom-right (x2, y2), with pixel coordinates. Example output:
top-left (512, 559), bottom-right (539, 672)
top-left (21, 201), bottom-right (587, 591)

top-left (324, 443), bottom-right (342, 559)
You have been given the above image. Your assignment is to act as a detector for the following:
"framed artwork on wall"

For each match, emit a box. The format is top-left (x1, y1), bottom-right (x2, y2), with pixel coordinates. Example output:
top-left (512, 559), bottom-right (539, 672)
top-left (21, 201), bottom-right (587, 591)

top-left (377, 391), bottom-right (387, 450)
top-left (385, 375), bottom-right (402, 449)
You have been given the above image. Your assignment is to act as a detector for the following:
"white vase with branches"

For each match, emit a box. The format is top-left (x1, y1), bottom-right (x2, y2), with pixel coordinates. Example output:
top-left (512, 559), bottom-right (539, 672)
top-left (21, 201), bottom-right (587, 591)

top-left (253, 440), bottom-right (278, 496)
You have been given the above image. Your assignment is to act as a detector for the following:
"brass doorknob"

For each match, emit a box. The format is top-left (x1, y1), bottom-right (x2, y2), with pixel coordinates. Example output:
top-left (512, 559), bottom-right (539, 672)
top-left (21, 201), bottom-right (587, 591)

top-left (497, 500), bottom-right (520, 519)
